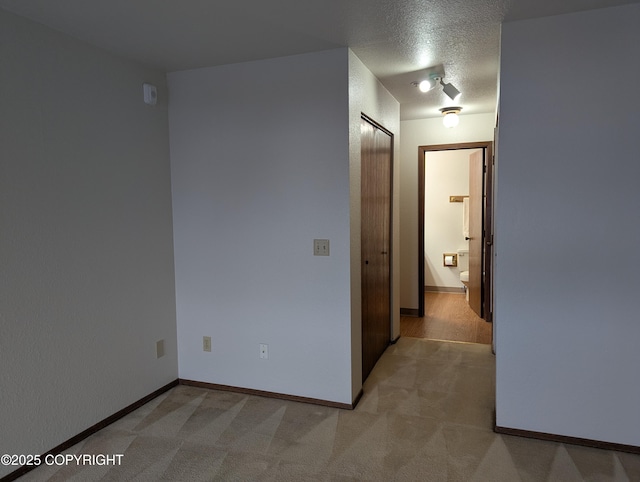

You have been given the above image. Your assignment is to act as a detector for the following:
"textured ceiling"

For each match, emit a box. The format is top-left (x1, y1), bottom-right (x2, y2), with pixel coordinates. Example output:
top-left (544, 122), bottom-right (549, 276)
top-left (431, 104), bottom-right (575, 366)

top-left (1, 0), bottom-right (638, 120)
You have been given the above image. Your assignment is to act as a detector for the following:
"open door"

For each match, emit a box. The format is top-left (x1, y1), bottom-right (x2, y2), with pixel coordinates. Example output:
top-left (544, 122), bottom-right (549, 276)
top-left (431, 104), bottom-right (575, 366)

top-left (468, 150), bottom-right (484, 317)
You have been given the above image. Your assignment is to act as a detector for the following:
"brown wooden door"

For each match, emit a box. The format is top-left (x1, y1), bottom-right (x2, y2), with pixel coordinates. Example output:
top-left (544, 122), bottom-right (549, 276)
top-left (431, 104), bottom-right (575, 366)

top-left (361, 116), bottom-right (392, 382)
top-left (468, 150), bottom-right (484, 317)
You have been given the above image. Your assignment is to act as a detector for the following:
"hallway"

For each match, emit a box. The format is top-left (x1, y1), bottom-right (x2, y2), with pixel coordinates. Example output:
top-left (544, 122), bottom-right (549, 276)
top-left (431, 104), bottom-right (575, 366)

top-left (400, 291), bottom-right (492, 344)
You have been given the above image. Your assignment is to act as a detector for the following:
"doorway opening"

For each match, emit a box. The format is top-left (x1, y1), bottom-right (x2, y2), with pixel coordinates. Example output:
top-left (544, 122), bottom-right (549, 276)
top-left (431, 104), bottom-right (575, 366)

top-left (405, 142), bottom-right (493, 344)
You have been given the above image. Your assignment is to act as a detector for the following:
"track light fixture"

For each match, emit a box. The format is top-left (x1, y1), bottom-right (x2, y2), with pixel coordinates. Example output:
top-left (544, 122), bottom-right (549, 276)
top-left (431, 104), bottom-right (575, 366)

top-left (439, 79), bottom-right (461, 101)
top-left (439, 107), bottom-right (462, 128)
top-left (412, 73), bottom-right (461, 101)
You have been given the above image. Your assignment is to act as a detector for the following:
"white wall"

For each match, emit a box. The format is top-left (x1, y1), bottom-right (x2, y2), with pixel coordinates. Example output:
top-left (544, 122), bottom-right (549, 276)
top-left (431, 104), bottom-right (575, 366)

top-left (348, 51), bottom-right (400, 397)
top-left (169, 49), bottom-right (355, 405)
top-left (400, 114), bottom-right (495, 309)
top-left (496, 4), bottom-right (640, 446)
top-left (424, 150), bottom-right (477, 289)
top-left (0, 10), bottom-right (177, 477)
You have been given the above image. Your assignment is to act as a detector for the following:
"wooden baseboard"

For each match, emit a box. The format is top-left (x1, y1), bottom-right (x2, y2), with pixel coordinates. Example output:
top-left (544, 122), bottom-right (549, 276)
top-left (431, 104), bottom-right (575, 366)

top-left (425, 285), bottom-right (465, 294)
top-left (179, 379), bottom-right (357, 410)
top-left (2, 379), bottom-right (179, 482)
top-left (400, 308), bottom-right (419, 316)
top-left (495, 425), bottom-right (640, 455)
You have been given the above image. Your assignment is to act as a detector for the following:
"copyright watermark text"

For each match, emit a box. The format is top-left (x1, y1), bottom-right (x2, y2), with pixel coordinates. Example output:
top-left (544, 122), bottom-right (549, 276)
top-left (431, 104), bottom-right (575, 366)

top-left (2, 453), bottom-right (124, 467)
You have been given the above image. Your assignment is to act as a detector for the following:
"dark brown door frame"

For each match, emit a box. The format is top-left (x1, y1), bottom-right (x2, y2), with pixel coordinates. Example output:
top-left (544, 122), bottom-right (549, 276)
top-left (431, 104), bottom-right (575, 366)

top-left (418, 141), bottom-right (493, 320)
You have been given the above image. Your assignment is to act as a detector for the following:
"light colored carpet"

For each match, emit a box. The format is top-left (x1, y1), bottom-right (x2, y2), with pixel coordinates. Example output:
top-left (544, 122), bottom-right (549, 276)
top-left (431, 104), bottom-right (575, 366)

top-left (18, 338), bottom-right (640, 481)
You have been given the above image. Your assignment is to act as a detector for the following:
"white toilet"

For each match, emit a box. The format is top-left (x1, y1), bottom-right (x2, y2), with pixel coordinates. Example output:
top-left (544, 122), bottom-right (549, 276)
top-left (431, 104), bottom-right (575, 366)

top-left (457, 249), bottom-right (470, 301)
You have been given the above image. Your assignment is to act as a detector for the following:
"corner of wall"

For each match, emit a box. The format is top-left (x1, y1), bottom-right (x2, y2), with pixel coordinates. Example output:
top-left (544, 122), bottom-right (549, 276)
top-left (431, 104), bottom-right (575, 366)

top-left (348, 50), bottom-right (400, 400)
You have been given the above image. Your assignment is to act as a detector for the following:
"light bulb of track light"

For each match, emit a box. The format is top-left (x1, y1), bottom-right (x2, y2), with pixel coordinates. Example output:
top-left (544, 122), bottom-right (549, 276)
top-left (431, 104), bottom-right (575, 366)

top-left (418, 80), bottom-right (433, 92)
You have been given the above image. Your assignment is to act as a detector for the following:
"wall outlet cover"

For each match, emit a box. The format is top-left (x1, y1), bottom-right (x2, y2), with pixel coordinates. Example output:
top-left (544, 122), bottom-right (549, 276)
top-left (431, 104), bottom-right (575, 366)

top-left (156, 339), bottom-right (165, 358)
top-left (259, 343), bottom-right (269, 359)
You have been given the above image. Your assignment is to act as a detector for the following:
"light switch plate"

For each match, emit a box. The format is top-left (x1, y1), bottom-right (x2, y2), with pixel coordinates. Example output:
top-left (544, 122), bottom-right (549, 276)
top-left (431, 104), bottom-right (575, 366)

top-left (314, 239), bottom-right (330, 256)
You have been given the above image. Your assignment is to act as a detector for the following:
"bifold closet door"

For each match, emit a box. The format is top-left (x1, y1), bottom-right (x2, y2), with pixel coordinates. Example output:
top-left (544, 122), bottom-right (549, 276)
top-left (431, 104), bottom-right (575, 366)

top-left (361, 116), bottom-right (392, 382)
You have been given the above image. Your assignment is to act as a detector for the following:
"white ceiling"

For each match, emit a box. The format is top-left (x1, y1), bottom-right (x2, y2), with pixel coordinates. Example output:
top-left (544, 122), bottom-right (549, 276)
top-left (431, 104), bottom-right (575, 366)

top-left (1, 0), bottom-right (638, 120)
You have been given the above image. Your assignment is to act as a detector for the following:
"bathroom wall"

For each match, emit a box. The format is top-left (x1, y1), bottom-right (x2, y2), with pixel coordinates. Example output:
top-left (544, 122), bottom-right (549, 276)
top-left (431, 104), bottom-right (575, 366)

top-left (424, 149), bottom-right (479, 290)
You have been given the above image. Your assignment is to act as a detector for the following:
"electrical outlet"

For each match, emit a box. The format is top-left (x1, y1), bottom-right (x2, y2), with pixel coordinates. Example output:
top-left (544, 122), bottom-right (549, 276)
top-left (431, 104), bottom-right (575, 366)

top-left (156, 339), bottom-right (165, 359)
top-left (203, 336), bottom-right (212, 352)
top-left (259, 343), bottom-right (268, 359)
